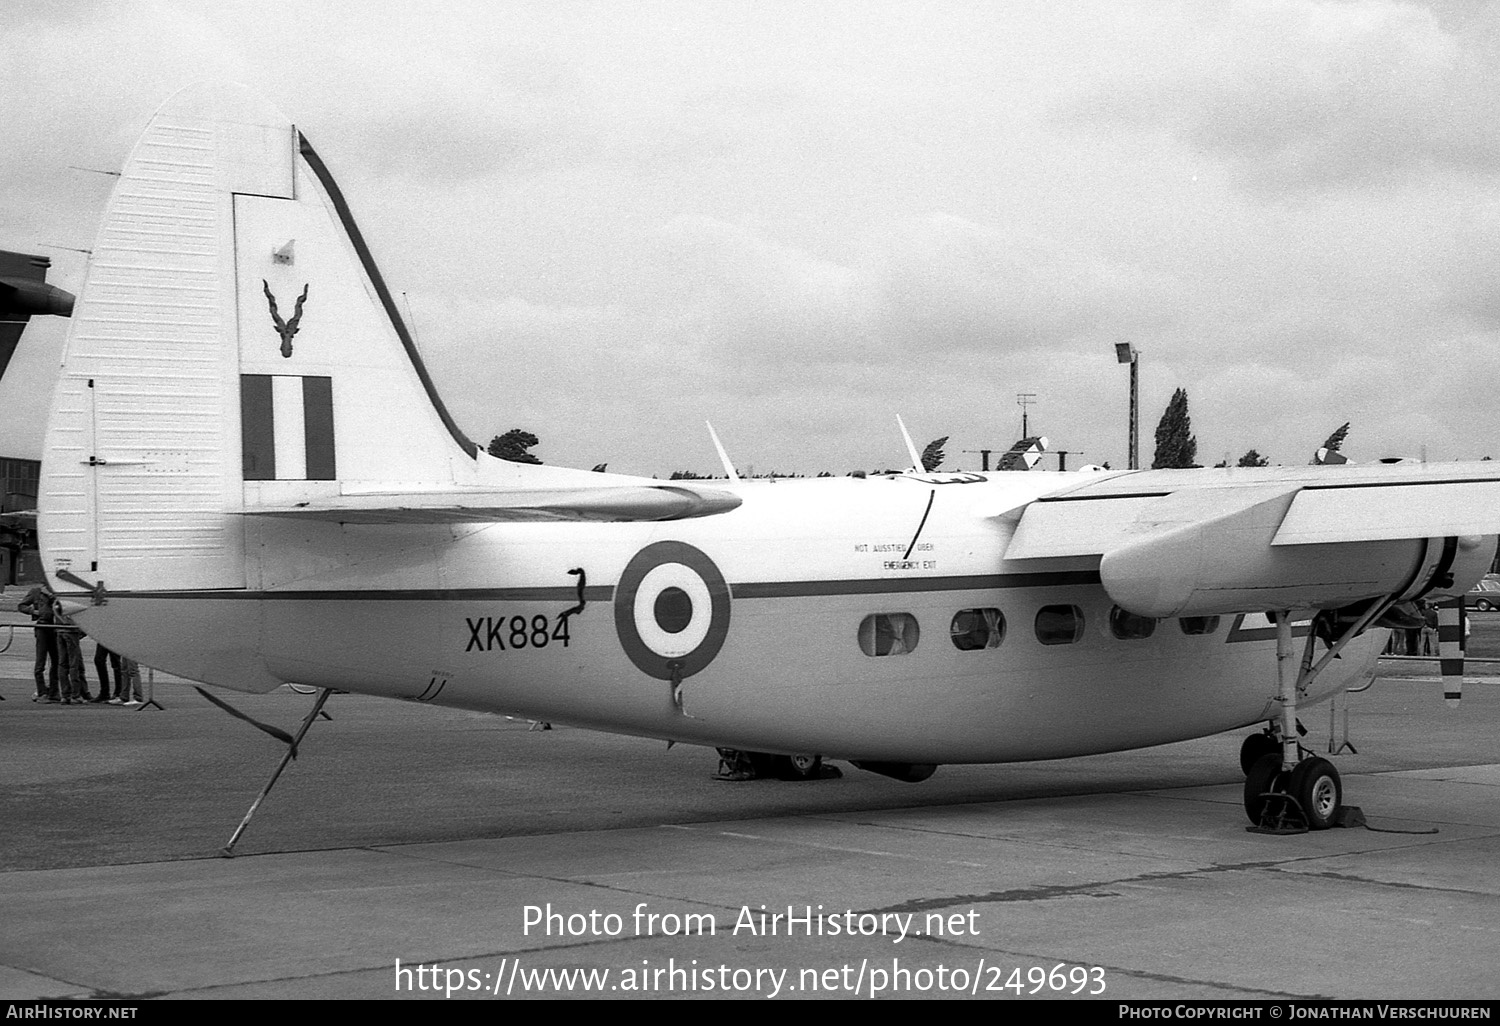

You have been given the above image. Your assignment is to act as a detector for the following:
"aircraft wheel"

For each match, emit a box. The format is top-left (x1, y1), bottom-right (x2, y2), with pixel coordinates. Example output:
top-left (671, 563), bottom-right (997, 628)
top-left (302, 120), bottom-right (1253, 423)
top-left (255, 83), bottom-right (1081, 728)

top-left (783, 753), bottom-right (822, 780)
top-left (1243, 753), bottom-right (1287, 825)
top-left (1239, 732), bottom-right (1280, 776)
top-left (1289, 757), bottom-right (1342, 830)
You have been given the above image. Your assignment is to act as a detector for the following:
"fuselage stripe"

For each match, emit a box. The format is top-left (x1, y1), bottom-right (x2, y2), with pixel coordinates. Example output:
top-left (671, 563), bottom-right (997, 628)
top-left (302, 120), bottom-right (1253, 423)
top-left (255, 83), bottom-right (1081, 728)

top-left (730, 570), bottom-right (1101, 598)
top-left (100, 569), bottom-right (1102, 603)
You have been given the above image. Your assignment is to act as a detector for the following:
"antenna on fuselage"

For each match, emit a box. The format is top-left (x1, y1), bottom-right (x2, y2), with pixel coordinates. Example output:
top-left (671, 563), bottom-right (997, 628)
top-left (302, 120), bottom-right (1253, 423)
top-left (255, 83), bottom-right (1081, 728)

top-left (705, 421), bottom-right (741, 483)
top-left (896, 415), bottom-right (923, 473)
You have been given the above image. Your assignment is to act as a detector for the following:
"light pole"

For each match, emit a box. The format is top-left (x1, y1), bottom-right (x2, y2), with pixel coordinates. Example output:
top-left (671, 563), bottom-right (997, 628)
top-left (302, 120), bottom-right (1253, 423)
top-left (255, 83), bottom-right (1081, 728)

top-left (1115, 342), bottom-right (1139, 470)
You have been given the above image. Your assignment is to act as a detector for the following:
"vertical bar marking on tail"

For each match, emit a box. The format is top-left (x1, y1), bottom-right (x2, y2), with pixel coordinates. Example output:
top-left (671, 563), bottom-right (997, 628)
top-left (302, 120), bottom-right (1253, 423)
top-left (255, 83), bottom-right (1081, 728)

top-left (301, 376), bottom-right (336, 481)
top-left (240, 375), bottom-right (276, 481)
top-left (240, 374), bottom-right (335, 481)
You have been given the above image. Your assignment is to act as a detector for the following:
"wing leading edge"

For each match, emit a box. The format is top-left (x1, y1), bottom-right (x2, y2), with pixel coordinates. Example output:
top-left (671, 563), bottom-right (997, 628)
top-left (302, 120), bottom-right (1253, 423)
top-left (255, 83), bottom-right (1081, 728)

top-left (1004, 463), bottom-right (1500, 618)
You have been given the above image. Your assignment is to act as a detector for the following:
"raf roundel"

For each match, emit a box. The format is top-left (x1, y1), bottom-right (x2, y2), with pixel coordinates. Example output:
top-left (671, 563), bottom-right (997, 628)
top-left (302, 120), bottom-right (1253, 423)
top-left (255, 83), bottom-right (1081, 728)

top-left (614, 541), bottom-right (731, 680)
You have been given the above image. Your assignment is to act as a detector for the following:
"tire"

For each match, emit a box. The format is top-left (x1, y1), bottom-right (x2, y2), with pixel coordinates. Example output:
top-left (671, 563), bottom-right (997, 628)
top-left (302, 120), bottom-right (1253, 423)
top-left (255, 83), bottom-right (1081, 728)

top-left (1289, 757), bottom-right (1342, 830)
top-left (1239, 732), bottom-right (1280, 776)
top-left (1243, 752), bottom-right (1287, 825)
top-left (761, 753), bottom-right (823, 780)
top-left (1475, 599), bottom-right (1492, 612)
top-left (784, 753), bottom-right (822, 779)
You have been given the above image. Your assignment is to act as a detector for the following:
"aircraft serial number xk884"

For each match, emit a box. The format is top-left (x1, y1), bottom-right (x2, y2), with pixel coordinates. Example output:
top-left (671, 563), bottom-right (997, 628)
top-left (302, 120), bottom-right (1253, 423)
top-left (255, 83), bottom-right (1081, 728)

top-left (37, 84), bottom-right (1500, 831)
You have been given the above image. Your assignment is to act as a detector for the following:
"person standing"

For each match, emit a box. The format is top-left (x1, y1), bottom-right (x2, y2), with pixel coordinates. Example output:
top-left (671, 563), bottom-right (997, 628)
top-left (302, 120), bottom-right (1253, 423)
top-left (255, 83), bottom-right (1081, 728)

top-left (52, 596), bottom-right (89, 704)
top-left (93, 642), bottom-right (123, 704)
top-left (18, 582), bottom-right (59, 702)
top-left (118, 656), bottom-right (143, 705)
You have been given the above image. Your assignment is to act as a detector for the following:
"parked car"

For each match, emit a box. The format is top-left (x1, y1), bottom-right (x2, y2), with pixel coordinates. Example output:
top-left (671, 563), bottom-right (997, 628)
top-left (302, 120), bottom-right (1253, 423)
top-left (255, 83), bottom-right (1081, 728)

top-left (1468, 576), bottom-right (1500, 611)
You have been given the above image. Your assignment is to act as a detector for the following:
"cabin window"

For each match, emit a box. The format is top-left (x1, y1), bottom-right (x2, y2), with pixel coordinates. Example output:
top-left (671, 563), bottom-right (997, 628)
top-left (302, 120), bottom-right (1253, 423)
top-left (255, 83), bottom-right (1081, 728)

top-left (1109, 605), bottom-right (1157, 640)
top-left (1034, 604), bottom-right (1084, 645)
top-left (1178, 615), bottom-right (1221, 636)
top-left (951, 608), bottom-right (1005, 650)
top-left (858, 613), bottom-right (920, 657)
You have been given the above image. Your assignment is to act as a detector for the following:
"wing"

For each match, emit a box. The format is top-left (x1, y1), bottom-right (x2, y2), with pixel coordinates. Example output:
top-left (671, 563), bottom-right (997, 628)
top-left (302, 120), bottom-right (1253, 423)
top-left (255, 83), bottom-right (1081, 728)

top-left (1003, 462), bottom-right (1500, 617)
top-left (235, 482), bottom-right (742, 524)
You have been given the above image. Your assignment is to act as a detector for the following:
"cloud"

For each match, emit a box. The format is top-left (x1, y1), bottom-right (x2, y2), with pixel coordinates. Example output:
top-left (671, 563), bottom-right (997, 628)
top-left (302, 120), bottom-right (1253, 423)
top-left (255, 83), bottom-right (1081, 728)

top-left (866, 213), bottom-right (1167, 357)
top-left (1062, 0), bottom-right (1500, 194)
top-left (6, 2), bottom-right (1500, 474)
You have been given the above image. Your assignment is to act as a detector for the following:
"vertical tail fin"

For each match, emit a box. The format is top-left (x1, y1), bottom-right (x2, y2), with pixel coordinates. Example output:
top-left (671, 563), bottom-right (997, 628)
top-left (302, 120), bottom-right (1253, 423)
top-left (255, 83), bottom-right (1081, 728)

top-left (40, 82), bottom-right (478, 593)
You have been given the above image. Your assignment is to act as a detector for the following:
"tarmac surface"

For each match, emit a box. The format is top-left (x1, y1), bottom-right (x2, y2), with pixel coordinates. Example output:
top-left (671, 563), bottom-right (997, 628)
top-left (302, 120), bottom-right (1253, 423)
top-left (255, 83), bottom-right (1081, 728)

top-left (2, 617), bottom-right (1498, 1001)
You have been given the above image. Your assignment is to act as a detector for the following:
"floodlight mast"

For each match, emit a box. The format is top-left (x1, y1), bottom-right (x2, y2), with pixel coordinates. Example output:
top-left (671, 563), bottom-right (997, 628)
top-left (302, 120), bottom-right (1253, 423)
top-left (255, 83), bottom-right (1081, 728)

top-left (1115, 342), bottom-right (1139, 470)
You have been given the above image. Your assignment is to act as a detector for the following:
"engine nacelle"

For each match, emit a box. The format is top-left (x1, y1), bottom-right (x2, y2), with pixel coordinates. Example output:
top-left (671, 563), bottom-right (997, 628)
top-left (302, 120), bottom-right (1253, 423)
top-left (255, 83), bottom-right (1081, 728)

top-left (1100, 484), bottom-right (1497, 618)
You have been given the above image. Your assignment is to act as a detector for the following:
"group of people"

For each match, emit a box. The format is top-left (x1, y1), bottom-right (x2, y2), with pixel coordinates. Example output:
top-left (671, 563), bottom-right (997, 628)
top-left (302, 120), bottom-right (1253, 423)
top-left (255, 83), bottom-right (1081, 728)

top-left (1385, 604), bottom-right (1450, 657)
top-left (18, 582), bottom-right (143, 705)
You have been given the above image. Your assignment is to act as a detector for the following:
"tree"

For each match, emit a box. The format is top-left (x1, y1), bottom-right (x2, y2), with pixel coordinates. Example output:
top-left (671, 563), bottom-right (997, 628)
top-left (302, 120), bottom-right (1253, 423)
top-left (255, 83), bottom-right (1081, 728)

top-left (1322, 422), bottom-right (1350, 453)
top-left (488, 428), bottom-right (542, 464)
top-left (920, 436), bottom-right (949, 473)
top-left (1312, 421), bottom-right (1351, 465)
top-left (1151, 388), bottom-right (1197, 469)
top-left (1236, 449), bottom-right (1269, 467)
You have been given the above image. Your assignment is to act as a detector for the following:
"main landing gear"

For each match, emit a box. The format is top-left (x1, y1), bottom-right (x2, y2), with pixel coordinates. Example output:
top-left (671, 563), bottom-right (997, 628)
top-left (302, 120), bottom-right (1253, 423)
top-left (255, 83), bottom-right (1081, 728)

top-left (714, 748), bottom-right (841, 781)
top-left (1240, 603), bottom-right (1384, 832)
top-left (1244, 747), bottom-right (1343, 830)
top-left (1242, 600), bottom-right (1392, 834)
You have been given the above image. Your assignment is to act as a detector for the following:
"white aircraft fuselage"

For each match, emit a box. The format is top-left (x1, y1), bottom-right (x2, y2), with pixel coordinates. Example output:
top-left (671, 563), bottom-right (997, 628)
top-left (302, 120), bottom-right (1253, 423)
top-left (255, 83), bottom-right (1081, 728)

top-left (74, 470), bottom-right (1380, 764)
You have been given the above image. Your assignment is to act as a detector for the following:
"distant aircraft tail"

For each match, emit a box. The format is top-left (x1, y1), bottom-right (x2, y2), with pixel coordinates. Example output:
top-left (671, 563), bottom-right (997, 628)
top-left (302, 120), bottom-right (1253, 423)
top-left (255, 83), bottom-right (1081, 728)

top-left (0, 250), bottom-right (75, 382)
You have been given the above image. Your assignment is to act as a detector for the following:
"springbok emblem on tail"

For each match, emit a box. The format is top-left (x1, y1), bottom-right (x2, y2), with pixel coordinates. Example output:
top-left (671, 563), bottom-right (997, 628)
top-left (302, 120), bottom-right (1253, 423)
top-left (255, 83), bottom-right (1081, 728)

top-left (262, 280), bottom-right (309, 358)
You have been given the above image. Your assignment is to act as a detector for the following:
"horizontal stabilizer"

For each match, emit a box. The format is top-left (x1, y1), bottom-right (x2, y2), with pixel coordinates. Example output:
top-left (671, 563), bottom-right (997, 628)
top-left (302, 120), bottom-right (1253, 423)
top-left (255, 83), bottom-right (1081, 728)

top-left (237, 484), bottom-right (742, 524)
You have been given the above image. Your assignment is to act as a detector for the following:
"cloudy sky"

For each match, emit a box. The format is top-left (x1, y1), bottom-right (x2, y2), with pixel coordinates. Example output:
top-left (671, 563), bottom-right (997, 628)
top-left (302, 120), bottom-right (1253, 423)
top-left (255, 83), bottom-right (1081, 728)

top-left (3, 0), bottom-right (1498, 475)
